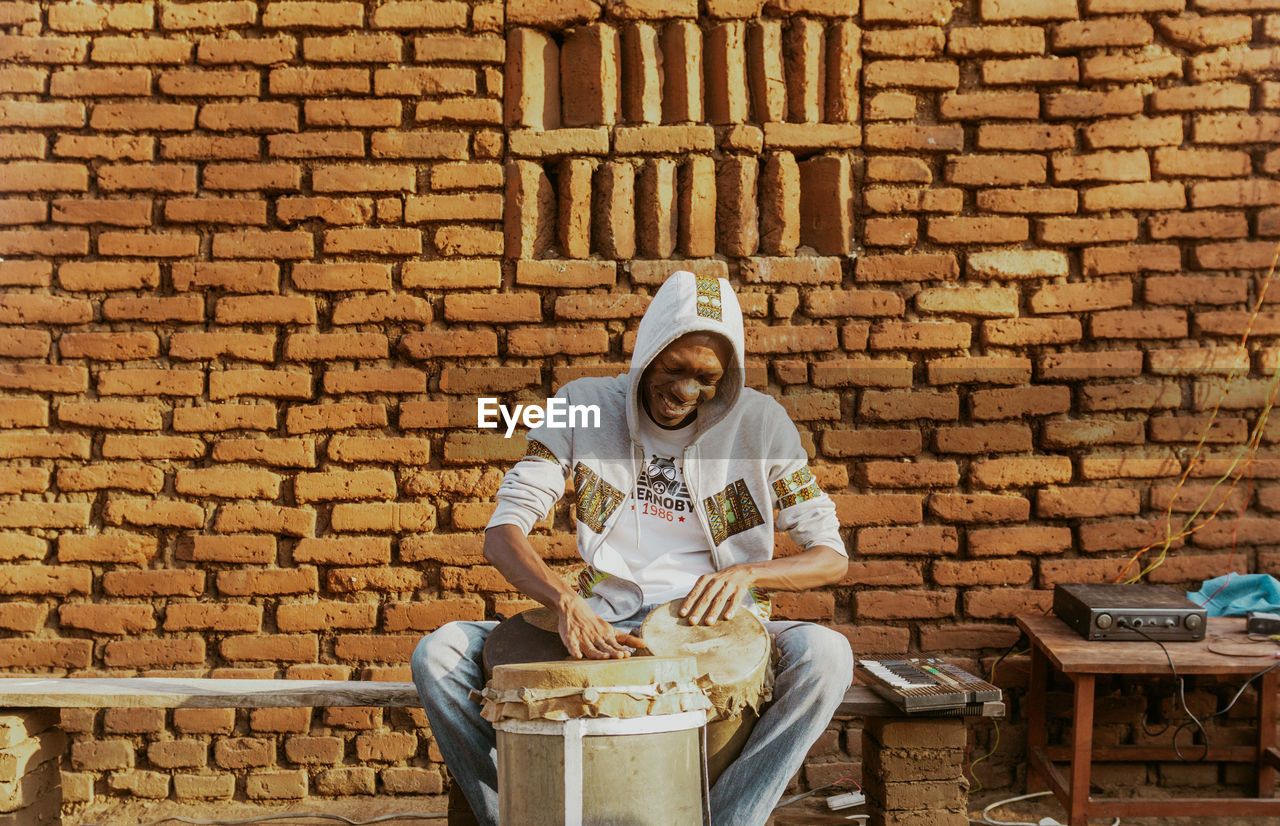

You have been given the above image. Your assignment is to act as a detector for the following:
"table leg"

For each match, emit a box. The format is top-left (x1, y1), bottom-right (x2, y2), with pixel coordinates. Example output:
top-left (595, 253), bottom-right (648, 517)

top-left (1260, 668), bottom-right (1278, 798)
top-left (1068, 673), bottom-right (1095, 826)
top-left (1027, 645), bottom-right (1049, 793)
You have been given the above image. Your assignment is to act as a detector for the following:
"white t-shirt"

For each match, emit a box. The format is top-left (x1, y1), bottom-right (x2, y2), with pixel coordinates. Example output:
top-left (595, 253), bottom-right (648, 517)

top-left (604, 412), bottom-right (714, 605)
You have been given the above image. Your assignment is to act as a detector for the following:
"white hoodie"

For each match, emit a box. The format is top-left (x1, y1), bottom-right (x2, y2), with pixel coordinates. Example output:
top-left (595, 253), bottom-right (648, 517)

top-left (487, 271), bottom-right (846, 622)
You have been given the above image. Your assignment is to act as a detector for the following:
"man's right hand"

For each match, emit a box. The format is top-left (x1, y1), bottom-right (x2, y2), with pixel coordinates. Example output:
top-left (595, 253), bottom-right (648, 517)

top-left (557, 595), bottom-right (646, 659)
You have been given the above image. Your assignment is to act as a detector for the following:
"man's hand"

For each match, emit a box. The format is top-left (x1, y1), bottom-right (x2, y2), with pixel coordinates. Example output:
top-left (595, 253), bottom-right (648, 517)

top-left (557, 594), bottom-right (646, 659)
top-left (679, 565), bottom-right (755, 626)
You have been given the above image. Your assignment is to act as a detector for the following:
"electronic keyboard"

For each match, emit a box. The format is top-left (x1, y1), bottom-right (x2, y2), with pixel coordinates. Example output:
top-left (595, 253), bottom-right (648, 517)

top-left (857, 658), bottom-right (1002, 713)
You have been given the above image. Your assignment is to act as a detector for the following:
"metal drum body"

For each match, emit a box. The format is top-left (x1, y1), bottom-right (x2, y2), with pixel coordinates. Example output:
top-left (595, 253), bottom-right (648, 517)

top-left (639, 601), bottom-right (773, 786)
top-left (480, 657), bottom-right (711, 826)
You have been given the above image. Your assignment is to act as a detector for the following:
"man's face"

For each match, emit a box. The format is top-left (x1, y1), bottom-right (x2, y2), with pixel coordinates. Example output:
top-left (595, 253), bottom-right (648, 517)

top-left (641, 333), bottom-right (733, 428)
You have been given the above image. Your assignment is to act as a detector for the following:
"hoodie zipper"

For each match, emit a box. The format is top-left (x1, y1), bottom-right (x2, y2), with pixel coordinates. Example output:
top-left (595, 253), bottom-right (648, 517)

top-left (682, 443), bottom-right (724, 571)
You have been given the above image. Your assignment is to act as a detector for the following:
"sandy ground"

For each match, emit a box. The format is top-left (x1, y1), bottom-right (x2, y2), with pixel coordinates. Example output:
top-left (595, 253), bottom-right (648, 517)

top-left (66, 795), bottom-right (448, 826)
top-left (66, 790), bottom-right (1280, 826)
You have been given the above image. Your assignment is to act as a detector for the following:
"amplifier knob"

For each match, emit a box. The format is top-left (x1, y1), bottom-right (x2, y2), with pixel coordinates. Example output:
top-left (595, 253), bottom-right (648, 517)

top-left (1185, 614), bottom-right (1203, 631)
top-left (1096, 613), bottom-right (1113, 630)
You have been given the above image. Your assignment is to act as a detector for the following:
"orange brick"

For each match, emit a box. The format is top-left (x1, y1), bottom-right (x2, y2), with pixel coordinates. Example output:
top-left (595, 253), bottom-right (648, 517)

top-left (970, 456), bottom-right (1073, 488)
top-left (1082, 181), bottom-right (1186, 212)
top-left (1043, 88), bottom-right (1143, 119)
top-left (855, 590), bottom-right (954, 620)
top-left (981, 56), bottom-right (1078, 85)
top-left (1082, 243), bottom-right (1181, 274)
top-left (927, 493), bottom-right (1029, 522)
top-left (1083, 52), bottom-right (1180, 82)
top-left (933, 559), bottom-right (1032, 586)
top-left (855, 526), bottom-right (956, 556)
top-left (59, 603), bottom-right (155, 635)
top-left (868, 321), bottom-right (971, 351)
top-left (1091, 310), bottom-right (1187, 339)
top-left (304, 33), bottom-right (402, 63)
top-left (276, 601), bottom-right (378, 632)
top-left (1152, 147), bottom-right (1249, 179)
top-left (858, 461), bottom-right (958, 489)
top-left (1146, 276), bottom-right (1246, 306)
top-left (218, 568), bottom-right (318, 596)
top-left (864, 124), bottom-right (963, 152)
top-left (165, 604), bottom-right (263, 632)
top-left (1083, 115), bottom-right (1182, 148)
top-left (860, 390), bottom-right (959, 421)
top-left (947, 26), bottom-right (1044, 55)
top-left (976, 123), bottom-right (1074, 151)
top-left (1038, 217), bottom-right (1137, 245)
top-left (1037, 351), bottom-right (1144, 380)
top-left (1054, 17), bottom-right (1152, 49)
top-left (1152, 83), bottom-right (1252, 113)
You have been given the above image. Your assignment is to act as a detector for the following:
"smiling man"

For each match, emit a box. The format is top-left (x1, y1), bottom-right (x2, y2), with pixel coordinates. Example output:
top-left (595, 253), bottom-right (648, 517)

top-left (412, 271), bottom-right (853, 826)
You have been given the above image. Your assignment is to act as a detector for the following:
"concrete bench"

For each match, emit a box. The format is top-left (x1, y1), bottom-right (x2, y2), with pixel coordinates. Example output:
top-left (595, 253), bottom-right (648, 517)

top-left (0, 678), bottom-right (1002, 826)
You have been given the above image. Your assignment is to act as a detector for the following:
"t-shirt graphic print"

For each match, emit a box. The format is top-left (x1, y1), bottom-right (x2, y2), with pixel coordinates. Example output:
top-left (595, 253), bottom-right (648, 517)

top-left (602, 419), bottom-right (715, 605)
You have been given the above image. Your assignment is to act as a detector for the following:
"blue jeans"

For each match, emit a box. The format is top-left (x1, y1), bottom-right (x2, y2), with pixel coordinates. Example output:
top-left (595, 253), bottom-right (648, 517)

top-left (410, 608), bottom-right (854, 826)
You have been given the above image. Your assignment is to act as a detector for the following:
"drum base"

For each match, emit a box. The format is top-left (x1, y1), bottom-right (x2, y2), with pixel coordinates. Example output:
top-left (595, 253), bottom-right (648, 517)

top-left (498, 728), bottom-right (703, 826)
top-left (496, 712), bottom-right (707, 826)
top-left (706, 708), bottom-right (757, 787)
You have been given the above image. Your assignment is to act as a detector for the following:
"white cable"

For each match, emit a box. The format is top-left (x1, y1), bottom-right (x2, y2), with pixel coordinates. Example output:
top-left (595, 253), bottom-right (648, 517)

top-left (973, 790), bottom-right (1119, 826)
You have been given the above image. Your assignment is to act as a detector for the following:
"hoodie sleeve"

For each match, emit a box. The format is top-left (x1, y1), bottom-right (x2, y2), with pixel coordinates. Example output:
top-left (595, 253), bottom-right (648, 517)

top-left (766, 407), bottom-right (847, 557)
top-left (485, 394), bottom-right (574, 535)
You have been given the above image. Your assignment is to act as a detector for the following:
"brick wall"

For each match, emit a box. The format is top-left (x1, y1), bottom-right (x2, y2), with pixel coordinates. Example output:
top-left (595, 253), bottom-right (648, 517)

top-left (1, 0), bottom-right (1279, 814)
top-left (0, 709), bottom-right (62, 824)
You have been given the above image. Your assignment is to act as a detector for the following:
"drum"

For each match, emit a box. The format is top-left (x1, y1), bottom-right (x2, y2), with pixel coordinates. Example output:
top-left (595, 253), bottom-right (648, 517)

top-left (478, 656), bottom-right (713, 826)
top-left (639, 600), bottom-right (773, 786)
top-left (480, 606), bottom-right (568, 678)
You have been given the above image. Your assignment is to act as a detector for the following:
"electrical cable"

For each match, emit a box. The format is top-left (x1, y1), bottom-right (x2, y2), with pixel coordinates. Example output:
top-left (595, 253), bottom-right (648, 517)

top-left (1208, 633), bottom-right (1280, 656)
top-left (968, 789), bottom-right (1119, 826)
top-left (773, 776), bottom-right (861, 809)
top-left (77, 813), bottom-right (446, 826)
top-left (966, 638), bottom-right (1026, 794)
top-left (1117, 237), bottom-right (1280, 583)
top-left (1125, 622), bottom-right (1208, 762)
top-left (1201, 657), bottom-right (1280, 720)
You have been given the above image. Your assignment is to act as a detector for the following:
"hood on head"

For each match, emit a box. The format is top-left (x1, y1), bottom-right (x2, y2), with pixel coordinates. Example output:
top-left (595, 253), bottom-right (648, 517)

top-left (627, 271), bottom-right (746, 440)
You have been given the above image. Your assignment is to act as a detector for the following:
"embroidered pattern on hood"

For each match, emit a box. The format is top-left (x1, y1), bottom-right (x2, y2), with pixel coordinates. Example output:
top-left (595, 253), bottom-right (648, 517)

top-left (695, 276), bottom-right (722, 321)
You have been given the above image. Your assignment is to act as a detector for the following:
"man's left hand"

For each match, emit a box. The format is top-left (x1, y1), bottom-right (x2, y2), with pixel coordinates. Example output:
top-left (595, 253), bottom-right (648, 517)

top-left (679, 565), bottom-right (755, 626)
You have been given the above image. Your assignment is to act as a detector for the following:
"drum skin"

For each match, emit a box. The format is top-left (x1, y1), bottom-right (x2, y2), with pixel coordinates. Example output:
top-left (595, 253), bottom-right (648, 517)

top-left (639, 600), bottom-right (773, 786)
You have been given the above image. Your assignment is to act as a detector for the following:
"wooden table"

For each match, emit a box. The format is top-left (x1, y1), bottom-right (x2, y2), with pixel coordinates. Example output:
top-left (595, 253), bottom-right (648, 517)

top-left (1018, 614), bottom-right (1280, 826)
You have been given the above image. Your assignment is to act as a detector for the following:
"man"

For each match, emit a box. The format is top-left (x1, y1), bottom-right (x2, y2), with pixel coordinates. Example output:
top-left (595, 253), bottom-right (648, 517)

top-left (412, 271), bottom-right (853, 826)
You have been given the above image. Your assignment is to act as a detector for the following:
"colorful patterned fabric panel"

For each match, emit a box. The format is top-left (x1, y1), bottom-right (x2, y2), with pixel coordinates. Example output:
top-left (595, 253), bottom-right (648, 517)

top-left (749, 587), bottom-right (772, 621)
top-left (577, 565), bottom-right (610, 598)
top-left (703, 479), bottom-right (764, 546)
top-left (523, 439), bottom-right (560, 465)
top-left (572, 462), bottom-right (625, 533)
top-left (695, 276), bottom-right (722, 321)
top-left (772, 465), bottom-right (822, 509)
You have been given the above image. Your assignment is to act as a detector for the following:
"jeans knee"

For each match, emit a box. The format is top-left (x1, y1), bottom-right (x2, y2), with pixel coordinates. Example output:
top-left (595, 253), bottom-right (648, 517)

top-left (780, 625), bottom-right (854, 692)
top-left (411, 621), bottom-right (479, 686)
top-left (410, 634), bottom-right (435, 685)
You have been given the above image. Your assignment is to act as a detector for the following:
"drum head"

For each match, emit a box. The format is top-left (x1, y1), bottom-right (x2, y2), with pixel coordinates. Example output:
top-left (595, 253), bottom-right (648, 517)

top-left (481, 609), bottom-right (571, 679)
top-left (639, 599), bottom-right (770, 687)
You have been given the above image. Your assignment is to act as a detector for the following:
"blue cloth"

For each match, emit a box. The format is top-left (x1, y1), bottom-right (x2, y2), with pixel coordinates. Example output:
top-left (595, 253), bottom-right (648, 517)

top-left (1188, 574), bottom-right (1280, 616)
